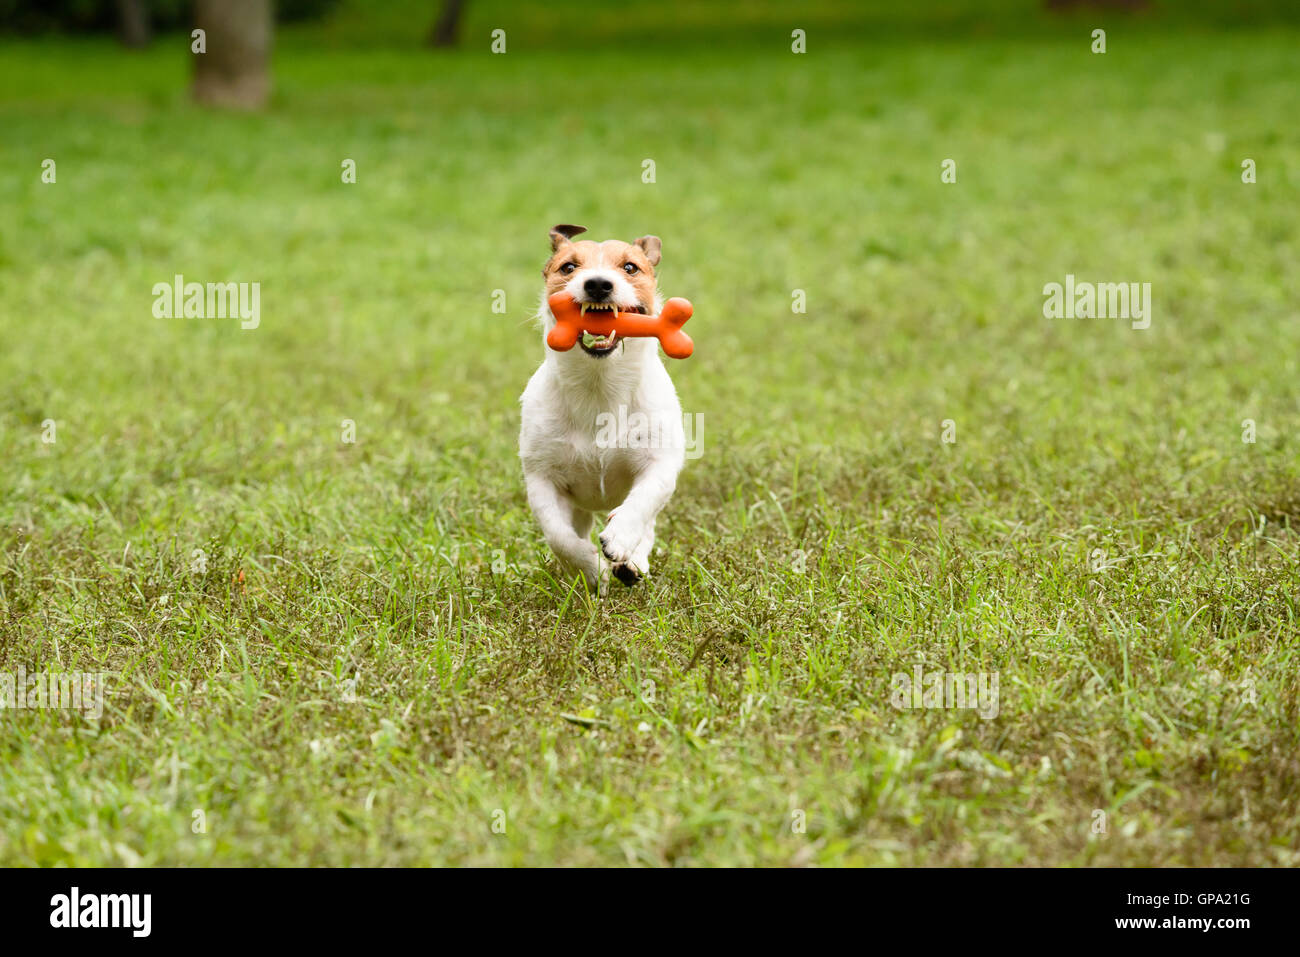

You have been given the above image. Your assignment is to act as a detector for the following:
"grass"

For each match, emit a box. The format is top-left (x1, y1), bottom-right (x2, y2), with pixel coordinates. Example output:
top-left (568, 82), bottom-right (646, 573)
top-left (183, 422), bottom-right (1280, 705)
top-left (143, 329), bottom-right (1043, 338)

top-left (0, 1), bottom-right (1297, 866)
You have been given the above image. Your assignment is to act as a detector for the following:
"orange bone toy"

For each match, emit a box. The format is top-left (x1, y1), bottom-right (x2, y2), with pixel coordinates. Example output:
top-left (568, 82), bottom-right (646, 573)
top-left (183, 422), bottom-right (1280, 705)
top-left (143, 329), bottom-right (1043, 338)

top-left (547, 293), bottom-right (694, 359)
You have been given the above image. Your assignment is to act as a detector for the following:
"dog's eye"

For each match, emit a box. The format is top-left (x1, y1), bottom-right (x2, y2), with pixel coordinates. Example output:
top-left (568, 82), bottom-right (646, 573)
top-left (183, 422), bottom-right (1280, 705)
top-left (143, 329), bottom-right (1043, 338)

top-left (622, 262), bottom-right (638, 275)
top-left (560, 262), bottom-right (578, 275)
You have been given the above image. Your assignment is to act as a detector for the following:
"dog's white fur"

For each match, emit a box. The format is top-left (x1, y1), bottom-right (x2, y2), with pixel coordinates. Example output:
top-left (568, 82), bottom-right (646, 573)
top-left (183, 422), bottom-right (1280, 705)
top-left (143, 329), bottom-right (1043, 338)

top-left (519, 235), bottom-right (685, 590)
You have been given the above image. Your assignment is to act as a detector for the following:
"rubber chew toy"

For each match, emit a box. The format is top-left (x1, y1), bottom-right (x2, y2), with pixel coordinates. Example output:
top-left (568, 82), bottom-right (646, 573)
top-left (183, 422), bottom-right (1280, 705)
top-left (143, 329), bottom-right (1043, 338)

top-left (547, 292), bottom-right (694, 359)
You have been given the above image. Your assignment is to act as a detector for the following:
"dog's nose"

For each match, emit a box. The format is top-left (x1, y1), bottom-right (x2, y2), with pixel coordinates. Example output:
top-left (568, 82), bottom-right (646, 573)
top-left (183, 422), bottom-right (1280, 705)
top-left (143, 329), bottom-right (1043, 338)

top-left (583, 277), bottom-right (614, 299)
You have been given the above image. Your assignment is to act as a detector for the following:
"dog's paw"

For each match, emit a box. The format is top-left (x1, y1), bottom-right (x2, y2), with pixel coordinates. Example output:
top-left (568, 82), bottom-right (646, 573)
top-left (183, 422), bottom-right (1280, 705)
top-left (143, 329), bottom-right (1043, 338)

top-left (600, 522), bottom-right (645, 587)
top-left (599, 518), bottom-right (641, 559)
top-left (558, 546), bottom-right (605, 594)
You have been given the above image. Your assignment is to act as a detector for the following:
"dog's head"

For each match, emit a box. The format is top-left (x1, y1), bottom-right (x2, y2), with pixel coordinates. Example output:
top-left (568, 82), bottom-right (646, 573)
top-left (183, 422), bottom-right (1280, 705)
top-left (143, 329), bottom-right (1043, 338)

top-left (541, 224), bottom-right (661, 359)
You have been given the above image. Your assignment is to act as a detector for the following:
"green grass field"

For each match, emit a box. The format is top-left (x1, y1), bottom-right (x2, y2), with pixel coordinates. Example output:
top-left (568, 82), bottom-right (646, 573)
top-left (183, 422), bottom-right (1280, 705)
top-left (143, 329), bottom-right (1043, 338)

top-left (1, 1), bottom-right (1298, 866)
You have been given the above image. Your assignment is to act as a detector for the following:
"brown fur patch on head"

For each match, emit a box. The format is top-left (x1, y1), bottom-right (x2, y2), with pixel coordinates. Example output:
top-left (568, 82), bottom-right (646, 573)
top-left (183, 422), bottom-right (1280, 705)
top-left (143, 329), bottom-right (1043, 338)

top-left (615, 240), bottom-right (659, 305)
top-left (542, 236), bottom-right (660, 309)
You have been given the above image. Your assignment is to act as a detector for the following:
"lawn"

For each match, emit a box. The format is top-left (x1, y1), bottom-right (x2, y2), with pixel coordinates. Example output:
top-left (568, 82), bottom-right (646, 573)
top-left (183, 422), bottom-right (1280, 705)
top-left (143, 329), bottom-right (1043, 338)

top-left (0, 1), bottom-right (1297, 866)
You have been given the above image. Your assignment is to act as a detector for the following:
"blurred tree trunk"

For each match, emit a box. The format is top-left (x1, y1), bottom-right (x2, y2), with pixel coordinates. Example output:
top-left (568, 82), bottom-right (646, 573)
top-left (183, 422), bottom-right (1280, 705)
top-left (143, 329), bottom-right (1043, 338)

top-left (193, 0), bottom-right (273, 109)
top-left (429, 0), bottom-right (468, 47)
top-left (116, 0), bottom-right (150, 48)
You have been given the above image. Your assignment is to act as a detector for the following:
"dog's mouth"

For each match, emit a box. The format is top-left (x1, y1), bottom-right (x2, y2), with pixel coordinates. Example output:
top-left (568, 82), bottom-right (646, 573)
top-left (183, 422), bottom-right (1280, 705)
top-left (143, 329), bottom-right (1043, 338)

top-left (575, 301), bottom-right (645, 358)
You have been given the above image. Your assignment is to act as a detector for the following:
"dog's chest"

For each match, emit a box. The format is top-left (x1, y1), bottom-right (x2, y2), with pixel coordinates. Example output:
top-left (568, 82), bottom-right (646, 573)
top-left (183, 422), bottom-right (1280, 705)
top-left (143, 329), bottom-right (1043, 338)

top-left (556, 425), bottom-right (640, 511)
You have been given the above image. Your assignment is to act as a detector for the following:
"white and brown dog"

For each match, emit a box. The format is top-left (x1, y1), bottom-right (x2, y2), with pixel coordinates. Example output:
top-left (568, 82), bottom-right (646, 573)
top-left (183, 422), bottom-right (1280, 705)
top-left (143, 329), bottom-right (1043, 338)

top-left (519, 224), bottom-right (686, 591)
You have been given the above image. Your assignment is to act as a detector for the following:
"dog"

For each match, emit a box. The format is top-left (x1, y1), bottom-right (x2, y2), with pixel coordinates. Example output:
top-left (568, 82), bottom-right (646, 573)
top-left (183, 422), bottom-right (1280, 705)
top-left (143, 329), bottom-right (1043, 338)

top-left (519, 224), bottom-right (686, 591)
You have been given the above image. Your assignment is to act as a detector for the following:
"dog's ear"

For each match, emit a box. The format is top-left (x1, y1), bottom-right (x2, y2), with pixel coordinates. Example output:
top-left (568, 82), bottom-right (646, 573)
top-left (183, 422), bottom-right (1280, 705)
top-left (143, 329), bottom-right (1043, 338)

top-left (634, 235), bottom-right (662, 267)
top-left (549, 224), bottom-right (587, 250)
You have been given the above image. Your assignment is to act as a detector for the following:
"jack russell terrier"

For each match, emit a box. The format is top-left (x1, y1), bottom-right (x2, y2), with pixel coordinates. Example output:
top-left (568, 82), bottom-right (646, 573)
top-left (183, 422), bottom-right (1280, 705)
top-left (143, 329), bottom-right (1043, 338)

top-left (519, 224), bottom-right (686, 592)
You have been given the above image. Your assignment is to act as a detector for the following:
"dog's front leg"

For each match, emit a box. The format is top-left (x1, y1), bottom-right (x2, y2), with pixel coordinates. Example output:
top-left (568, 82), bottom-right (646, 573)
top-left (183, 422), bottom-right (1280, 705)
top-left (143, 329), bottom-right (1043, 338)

top-left (600, 455), bottom-right (679, 585)
top-left (525, 473), bottom-right (604, 590)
